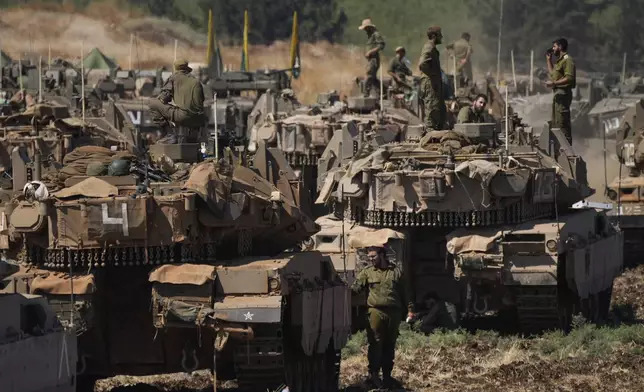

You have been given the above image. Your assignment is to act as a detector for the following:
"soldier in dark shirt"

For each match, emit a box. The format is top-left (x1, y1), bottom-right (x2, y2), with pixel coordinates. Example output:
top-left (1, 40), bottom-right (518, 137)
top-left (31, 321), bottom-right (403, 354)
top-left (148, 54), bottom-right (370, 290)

top-left (388, 46), bottom-right (412, 93)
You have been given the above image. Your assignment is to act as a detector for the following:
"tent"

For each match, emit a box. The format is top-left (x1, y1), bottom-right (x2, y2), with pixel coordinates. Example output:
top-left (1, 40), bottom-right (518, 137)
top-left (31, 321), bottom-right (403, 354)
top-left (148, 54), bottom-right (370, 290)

top-left (82, 48), bottom-right (118, 70)
top-left (0, 50), bottom-right (12, 65)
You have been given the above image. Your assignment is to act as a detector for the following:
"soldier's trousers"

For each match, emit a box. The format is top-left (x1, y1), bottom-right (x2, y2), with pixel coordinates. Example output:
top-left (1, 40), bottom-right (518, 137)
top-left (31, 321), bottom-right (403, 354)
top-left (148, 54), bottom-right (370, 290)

top-left (149, 99), bottom-right (205, 128)
top-left (552, 90), bottom-right (573, 145)
top-left (365, 58), bottom-right (381, 98)
top-left (420, 76), bottom-right (446, 130)
top-left (366, 307), bottom-right (401, 377)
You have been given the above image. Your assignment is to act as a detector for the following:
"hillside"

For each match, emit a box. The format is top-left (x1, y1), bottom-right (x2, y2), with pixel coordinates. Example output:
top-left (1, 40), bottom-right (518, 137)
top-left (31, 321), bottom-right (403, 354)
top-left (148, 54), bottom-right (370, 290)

top-left (0, 7), bottom-right (365, 103)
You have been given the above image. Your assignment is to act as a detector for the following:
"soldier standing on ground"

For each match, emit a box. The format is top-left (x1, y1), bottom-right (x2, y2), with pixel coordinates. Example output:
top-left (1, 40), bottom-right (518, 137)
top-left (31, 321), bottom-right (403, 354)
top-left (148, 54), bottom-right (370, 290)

top-left (149, 59), bottom-right (206, 143)
top-left (418, 26), bottom-right (446, 130)
top-left (457, 94), bottom-right (488, 123)
top-left (546, 38), bottom-right (576, 145)
top-left (351, 246), bottom-right (414, 389)
top-left (447, 32), bottom-right (473, 88)
top-left (359, 19), bottom-right (385, 98)
top-left (388, 46), bottom-right (412, 93)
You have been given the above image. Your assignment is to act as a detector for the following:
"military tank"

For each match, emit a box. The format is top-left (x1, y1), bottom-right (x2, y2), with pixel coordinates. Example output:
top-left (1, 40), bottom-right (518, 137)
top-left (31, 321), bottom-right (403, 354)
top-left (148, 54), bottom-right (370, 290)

top-left (607, 98), bottom-right (644, 268)
top-left (0, 263), bottom-right (78, 392)
top-left (0, 103), bottom-right (350, 392)
top-left (314, 117), bottom-right (623, 333)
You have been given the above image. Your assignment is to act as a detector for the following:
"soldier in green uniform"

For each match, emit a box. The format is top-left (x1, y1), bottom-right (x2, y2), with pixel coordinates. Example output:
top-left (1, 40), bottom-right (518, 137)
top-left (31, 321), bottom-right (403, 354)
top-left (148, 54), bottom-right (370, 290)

top-left (388, 46), bottom-right (412, 93)
top-left (351, 246), bottom-right (415, 389)
top-left (359, 19), bottom-right (386, 98)
top-left (457, 94), bottom-right (488, 123)
top-left (447, 32), bottom-right (473, 88)
top-left (149, 59), bottom-right (206, 143)
top-left (418, 26), bottom-right (446, 130)
top-left (546, 38), bottom-right (576, 145)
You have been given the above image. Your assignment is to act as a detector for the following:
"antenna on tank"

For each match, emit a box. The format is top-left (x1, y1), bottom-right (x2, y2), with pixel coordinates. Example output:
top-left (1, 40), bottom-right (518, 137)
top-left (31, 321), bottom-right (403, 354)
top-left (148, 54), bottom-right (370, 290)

top-left (504, 86), bottom-right (509, 151)
top-left (496, 0), bottom-right (504, 86)
top-left (80, 42), bottom-right (85, 124)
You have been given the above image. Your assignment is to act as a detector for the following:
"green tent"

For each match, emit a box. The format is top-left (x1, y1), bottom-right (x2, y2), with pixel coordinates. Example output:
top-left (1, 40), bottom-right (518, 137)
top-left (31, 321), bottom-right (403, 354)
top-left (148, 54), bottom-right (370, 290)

top-left (0, 50), bottom-right (12, 65)
top-left (82, 47), bottom-right (118, 70)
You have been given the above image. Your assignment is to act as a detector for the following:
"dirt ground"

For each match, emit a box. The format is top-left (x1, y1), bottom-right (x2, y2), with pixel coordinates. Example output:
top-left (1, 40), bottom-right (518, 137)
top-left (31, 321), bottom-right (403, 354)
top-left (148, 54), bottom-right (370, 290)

top-left (339, 265), bottom-right (644, 392)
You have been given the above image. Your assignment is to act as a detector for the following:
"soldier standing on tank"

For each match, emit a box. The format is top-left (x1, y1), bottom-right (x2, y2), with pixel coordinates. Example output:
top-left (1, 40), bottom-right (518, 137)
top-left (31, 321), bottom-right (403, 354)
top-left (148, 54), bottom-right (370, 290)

top-left (149, 59), bottom-right (206, 143)
top-left (546, 38), bottom-right (576, 145)
top-left (418, 26), bottom-right (446, 130)
top-left (359, 19), bottom-right (385, 98)
top-left (447, 32), bottom-right (473, 88)
top-left (457, 93), bottom-right (488, 123)
top-left (388, 46), bottom-right (412, 93)
top-left (351, 246), bottom-right (415, 389)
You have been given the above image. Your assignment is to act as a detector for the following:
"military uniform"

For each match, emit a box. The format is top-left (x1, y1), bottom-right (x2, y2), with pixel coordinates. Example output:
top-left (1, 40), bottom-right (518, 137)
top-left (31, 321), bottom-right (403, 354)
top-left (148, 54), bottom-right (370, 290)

top-left (550, 53), bottom-right (576, 144)
top-left (149, 60), bottom-right (206, 133)
top-left (457, 106), bottom-right (486, 123)
top-left (452, 38), bottom-right (473, 86)
top-left (388, 56), bottom-right (412, 93)
top-left (351, 263), bottom-right (412, 381)
top-left (418, 40), bottom-right (446, 130)
top-left (364, 31), bottom-right (385, 97)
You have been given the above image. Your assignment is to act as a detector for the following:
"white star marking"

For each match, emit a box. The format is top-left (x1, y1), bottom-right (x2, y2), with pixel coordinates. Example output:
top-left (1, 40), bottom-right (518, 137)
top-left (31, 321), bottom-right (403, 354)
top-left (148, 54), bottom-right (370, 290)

top-left (243, 311), bottom-right (254, 321)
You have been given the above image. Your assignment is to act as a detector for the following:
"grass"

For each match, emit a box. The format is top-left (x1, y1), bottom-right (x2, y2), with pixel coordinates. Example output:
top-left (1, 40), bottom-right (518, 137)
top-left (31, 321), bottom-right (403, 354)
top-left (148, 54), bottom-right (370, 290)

top-left (341, 316), bottom-right (644, 391)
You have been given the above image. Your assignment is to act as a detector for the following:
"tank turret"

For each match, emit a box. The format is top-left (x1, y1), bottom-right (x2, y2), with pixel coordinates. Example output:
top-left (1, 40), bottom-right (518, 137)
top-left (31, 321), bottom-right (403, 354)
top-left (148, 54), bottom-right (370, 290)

top-left (314, 118), bottom-right (622, 333)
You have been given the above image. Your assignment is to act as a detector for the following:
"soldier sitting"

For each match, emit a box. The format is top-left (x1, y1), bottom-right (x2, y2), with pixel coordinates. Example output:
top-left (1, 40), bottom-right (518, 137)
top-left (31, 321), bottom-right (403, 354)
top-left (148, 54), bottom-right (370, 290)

top-left (149, 59), bottom-right (206, 143)
top-left (457, 93), bottom-right (489, 123)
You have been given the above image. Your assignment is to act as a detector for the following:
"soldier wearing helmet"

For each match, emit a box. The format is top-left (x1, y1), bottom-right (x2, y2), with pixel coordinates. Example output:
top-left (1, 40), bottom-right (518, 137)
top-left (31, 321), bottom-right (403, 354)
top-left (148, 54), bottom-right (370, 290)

top-left (149, 59), bottom-right (206, 143)
top-left (351, 245), bottom-right (414, 389)
top-left (359, 18), bottom-right (386, 98)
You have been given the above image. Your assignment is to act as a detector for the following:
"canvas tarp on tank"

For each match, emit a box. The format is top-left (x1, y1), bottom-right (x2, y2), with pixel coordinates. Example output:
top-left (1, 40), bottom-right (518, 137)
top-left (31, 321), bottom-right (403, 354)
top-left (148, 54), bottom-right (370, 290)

top-left (82, 48), bottom-right (118, 70)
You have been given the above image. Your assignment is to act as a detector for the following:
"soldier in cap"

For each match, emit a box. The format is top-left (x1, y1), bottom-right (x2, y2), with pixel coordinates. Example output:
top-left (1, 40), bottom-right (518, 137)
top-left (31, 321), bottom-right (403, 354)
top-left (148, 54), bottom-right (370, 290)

top-left (149, 59), bottom-right (206, 143)
top-left (447, 32), bottom-right (473, 87)
top-left (388, 46), bottom-right (412, 93)
top-left (351, 245), bottom-right (414, 389)
top-left (418, 26), bottom-right (446, 130)
top-left (359, 18), bottom-right (385, 98)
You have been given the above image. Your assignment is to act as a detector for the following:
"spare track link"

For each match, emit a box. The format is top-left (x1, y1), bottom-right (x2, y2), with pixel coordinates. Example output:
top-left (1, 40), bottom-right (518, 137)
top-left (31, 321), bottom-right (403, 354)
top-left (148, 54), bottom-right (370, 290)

top-left (623, 228), bottom-right (644, 268)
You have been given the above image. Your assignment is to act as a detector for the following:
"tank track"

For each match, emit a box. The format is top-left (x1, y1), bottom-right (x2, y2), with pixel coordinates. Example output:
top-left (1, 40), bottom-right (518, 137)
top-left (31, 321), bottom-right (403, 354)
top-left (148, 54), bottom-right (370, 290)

top-left (622, 227), bottom-right (644, 268)
top-left (233, 325), bottom-right (286, 391)
top-left (513, 284), bottom-right (613, 333)
top-left (233, 324), bottom-right (341, 392)
top-left (513, 286), bottom-right (562, 333)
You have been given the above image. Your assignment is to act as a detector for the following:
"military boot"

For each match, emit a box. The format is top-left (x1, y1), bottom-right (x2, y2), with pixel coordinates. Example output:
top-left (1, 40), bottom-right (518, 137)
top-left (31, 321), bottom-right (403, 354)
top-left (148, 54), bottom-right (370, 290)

top-left (364, 372), bottom-right (381, 389)
top-left (382, 373), bottom-right (402, 389)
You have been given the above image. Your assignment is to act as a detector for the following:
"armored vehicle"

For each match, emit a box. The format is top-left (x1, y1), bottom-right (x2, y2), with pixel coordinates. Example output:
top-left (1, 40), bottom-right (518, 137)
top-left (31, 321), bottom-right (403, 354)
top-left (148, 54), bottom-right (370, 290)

top-left (0, 109), bottom-right (350, 392)
top-left (315, 119), bottom-right (623, 333)
top-left (0, 261), bottom-right (77, 392)
top-left (607, 98), bottom-right (644, 267)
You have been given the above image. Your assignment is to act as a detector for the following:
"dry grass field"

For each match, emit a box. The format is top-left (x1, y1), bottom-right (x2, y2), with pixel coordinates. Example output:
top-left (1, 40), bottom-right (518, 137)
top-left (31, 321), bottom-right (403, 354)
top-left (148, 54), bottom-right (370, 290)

top-left (0, 5), bottom-right (365, 103)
